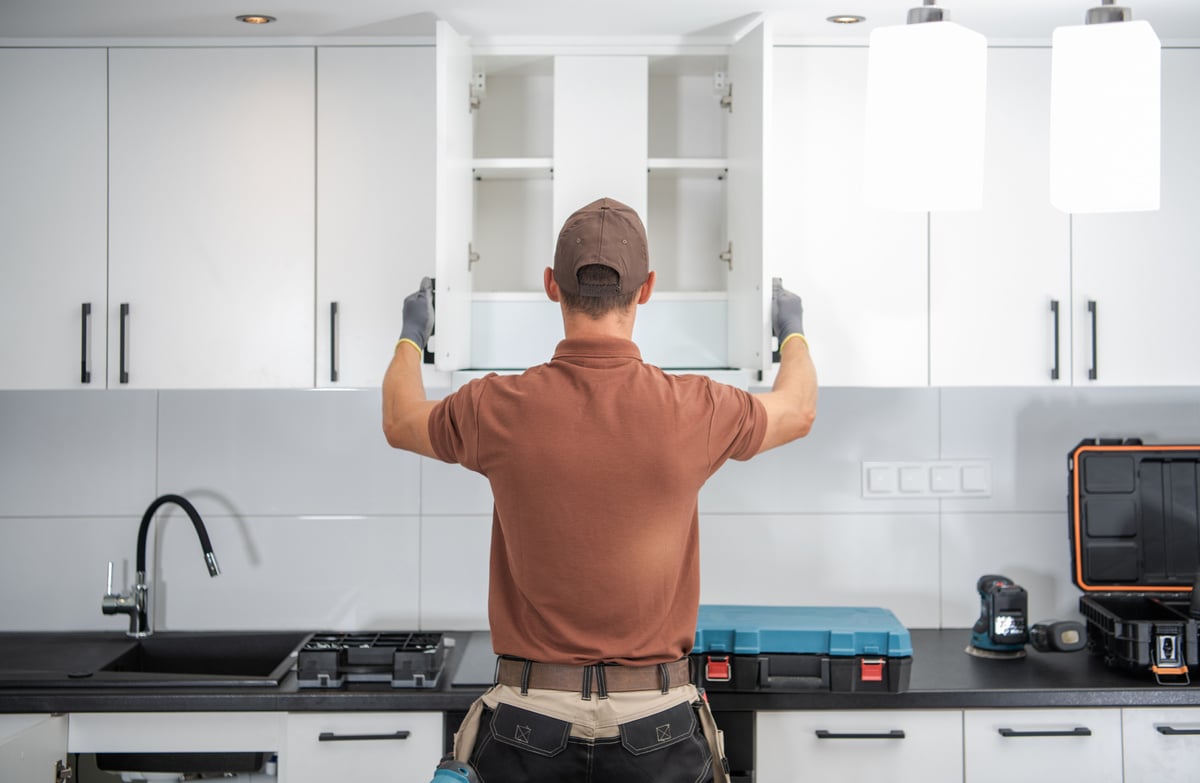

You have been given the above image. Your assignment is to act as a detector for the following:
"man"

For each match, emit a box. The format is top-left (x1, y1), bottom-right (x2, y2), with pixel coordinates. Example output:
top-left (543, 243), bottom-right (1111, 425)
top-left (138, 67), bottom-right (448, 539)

top-left (383, 197), bottom-right (816, 783)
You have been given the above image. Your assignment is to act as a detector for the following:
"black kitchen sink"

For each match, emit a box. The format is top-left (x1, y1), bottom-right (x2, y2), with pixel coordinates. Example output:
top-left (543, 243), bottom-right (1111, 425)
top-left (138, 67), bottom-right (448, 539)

top-left (0, 631), bottom-right (312, 688)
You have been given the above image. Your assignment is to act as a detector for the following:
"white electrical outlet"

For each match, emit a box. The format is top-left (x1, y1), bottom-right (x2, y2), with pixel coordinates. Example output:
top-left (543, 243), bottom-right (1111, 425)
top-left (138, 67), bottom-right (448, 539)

top-left (862, 460), bottom-right (991, 498)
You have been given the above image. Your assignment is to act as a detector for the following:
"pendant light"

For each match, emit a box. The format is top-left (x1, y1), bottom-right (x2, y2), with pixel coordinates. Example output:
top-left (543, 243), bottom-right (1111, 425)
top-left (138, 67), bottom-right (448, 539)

top-left (1050, 1), bottom-right (1161, 213)
top-left (863, 1), bottom-right (987, 212)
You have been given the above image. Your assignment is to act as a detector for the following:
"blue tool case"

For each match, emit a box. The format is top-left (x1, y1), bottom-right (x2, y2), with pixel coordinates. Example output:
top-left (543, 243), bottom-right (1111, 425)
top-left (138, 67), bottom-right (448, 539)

top-left (690, 605), bottom-right (913, 693)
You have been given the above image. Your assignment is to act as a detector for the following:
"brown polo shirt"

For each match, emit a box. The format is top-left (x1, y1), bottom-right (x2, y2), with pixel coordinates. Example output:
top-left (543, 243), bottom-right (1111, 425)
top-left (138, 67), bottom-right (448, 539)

top-left (428, 336), bottom-right (767, 665)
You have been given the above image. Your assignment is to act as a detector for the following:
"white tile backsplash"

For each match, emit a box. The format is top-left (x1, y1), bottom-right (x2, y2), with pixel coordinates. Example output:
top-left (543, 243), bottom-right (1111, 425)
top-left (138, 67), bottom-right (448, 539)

top-left (157, 389), bottom-right (420, 517)
top-left (0, 390), bottom-right (157, 517)
top-left (2, 384), bottom-right (1197, 634)
top-left (701, 387), bottom-right (941, 514)
top-left (699, 513), bottom-right (942, 629)
top-left (151, 515), bottom-right (421, 631)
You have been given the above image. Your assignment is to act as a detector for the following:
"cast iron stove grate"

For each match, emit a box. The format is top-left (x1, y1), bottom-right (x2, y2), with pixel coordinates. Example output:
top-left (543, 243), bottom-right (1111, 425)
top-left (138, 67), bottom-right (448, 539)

top-left (296, 631), bottom-right (447, 689)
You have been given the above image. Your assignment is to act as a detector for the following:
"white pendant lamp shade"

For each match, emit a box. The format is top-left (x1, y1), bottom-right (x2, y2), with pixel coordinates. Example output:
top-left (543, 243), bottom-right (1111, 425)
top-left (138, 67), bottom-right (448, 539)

top-left (1050, 19), bottom-right (1160, 213)
top-left (864, 21), bottom-right (988, 211)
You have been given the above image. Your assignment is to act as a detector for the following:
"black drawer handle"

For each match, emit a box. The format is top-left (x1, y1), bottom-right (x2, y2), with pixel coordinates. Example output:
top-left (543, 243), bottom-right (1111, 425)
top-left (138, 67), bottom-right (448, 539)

top-left (1087, 299), bottom-right (1098, 380)
top-left (815, 730), bottom-right (905, 740)
top-left (119, 303), bottom-right (130, 384)
top-left (999, 727), bottom-right (1091, 738)
top-left (318, 731), bottom-right (411, 742)
top-left (1050, 299), bottom-right (1060, 381)
top-left (81, 302), bottom-right (92, 384)
top-left (330, 301), bottom-right (339, 383)
top-left (1157, 726), bottom-right (1200, 736)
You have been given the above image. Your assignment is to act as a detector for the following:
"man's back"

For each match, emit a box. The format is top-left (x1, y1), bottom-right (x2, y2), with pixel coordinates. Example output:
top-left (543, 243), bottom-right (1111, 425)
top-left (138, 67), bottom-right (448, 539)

top-left (429, 335), bottom-right (766, 665)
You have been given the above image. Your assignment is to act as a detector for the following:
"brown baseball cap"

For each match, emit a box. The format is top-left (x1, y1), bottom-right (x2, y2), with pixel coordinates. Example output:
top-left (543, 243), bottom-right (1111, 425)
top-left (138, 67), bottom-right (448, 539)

top-left (553, 197), bottom-right (649, 297)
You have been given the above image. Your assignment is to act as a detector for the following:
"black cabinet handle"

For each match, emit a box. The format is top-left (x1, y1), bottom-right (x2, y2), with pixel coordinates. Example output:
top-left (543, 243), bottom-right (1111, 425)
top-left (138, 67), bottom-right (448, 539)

top-left (81, 302), bottom-right (92, 384)
top-left (119, 303), bottom-right (130, 384)
top-left (318, 731), bottom-right (410, 742)
top-left (1087, 300), bottom-right (1098, 380)
top-left (1157, 726), bottom-right (1200, 736)
top-left (330, 301), bottom-right (339, 383)
top-left (1050, 299), bottom-right (1060, 381)
top-left (815, 730), bottom-right (905, 740)
top-left (999, 727), bottom-right (1091, 738)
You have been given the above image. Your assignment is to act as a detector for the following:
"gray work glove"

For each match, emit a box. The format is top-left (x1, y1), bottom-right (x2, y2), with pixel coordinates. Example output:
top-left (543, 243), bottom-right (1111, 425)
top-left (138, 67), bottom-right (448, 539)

top-left (771, 277), bottom-right (805, 345)
top-left (399, 277), bottom-right (435, 353)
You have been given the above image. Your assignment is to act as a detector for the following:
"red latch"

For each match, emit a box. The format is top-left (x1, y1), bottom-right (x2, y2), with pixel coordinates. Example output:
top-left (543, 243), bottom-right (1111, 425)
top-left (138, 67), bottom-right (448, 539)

top-left (705, 655), bottom-right (732, 682)
top-left (860, 658), bottom-right (885, 683)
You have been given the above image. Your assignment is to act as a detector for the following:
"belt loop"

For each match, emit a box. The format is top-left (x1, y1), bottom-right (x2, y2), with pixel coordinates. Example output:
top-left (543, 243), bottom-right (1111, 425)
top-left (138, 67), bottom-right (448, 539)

top-left (520, 660), bottom-right (532, 696)
top-left (658, 662), bottom-right (670, 694)
top-left (595, 664), bottom-right (609, 700)
top-left (580, 665), bottom-right (593, 700)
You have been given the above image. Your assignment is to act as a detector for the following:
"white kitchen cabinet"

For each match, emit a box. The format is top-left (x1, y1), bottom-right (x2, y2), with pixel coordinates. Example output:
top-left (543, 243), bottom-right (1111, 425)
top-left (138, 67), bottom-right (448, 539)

top-left (69, 711), bottom-right (284, 774)
top-left (1071, 49), bottom-right (1200, 386)
top-left (0, 714), bottom-right (69, 782)
top-left (963, 708), bottom-right (1122, 783)
top-left (108, 47), bottom-right (315, 389)
top-left (756, 710), bottom-right (962, 783)
top-left (0, 49), bottom-right (107, 391)
top-left (316, 46), bottom-right (437, 388)
top-left (1122, 707), bottom-right (1200, 782)
top-left (772, 46), bottom-right (929, 387)
top-left (434, 22), bottom-right (772, 374)
top-left (282, 711), bottom-right (442, 783)
top-left (930, 48), bottom-right (1070, 386)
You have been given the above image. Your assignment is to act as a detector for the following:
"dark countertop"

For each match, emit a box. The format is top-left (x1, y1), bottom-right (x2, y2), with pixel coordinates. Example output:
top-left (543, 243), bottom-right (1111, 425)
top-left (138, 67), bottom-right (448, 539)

top-left (1, 629), bottom-right (1198, 714)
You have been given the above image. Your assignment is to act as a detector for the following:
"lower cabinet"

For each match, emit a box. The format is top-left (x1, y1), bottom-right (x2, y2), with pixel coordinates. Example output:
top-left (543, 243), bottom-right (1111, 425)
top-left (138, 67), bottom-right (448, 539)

top-left (963, 708), bottom-right (1122, 783)
top-left (0, 714), bottom-right (68, 782)
top-left (756, 710), bottom-right (963, 783)
top-left (283, 712), bottom-right (443, 783)
top-left (1122, 707), bottom-right (1200, 782)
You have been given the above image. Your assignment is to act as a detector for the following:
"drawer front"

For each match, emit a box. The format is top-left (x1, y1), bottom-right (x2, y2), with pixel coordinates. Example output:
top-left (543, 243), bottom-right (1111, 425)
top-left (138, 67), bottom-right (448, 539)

top-left (756, 710), bottom-right (962, 783)
top-left (1123, 707), bottom-right (1200, 782)
top-left (284, 711), bottom-right (441, 783)
top-left (964, 708), bottom-right (1121, 783)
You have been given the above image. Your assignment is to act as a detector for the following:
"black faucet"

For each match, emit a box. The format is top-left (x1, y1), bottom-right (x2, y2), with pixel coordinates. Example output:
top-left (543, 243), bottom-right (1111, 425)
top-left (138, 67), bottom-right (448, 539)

top-left (102, 494), bottom-right (221, 637)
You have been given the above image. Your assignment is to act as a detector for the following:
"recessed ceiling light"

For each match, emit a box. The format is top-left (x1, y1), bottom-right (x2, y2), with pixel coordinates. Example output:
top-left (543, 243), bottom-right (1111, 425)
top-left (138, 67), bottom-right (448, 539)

top-left (236, 14), bottom-right (277, 25)
top-left (827, 15), bottom-right (867, 24)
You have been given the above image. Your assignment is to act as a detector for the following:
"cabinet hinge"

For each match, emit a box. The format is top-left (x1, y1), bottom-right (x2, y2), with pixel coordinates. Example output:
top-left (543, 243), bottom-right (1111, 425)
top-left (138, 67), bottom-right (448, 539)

top-left (469, 72), bottom-right (486, 112)
top-left (719, 242), bottom-right (733, 270)
top-left (56, 759), bottom-right (73, 783)
top-left (715, 72), bottom-right (733, 113)
top-left (468, 242), bottom-right (480, 270)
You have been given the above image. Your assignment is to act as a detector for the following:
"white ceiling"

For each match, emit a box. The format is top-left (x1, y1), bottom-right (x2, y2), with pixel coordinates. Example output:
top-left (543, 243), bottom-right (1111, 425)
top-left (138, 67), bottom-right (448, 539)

top-left (1, 0), bottom-right (1199, 45)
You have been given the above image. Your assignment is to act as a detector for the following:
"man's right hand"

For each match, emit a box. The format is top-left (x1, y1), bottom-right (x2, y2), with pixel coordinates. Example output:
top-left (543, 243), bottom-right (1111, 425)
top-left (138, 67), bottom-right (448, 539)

top-left (398, 276), bottom-right (435, 355)
top-left (771, 277), bottom-right (804, 347)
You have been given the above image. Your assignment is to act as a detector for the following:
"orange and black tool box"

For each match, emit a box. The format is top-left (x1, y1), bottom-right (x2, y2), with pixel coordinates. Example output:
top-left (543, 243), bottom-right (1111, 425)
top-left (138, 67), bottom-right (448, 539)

top-left (1069, 438), bottom-right (1200, 685)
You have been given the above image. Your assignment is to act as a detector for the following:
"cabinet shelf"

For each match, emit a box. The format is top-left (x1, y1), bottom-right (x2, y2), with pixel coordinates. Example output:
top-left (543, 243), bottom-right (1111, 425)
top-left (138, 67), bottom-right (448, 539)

top-left (648, 158), bottom-right (727, 178)
top-left (472, 158), bottom-right (554, 180)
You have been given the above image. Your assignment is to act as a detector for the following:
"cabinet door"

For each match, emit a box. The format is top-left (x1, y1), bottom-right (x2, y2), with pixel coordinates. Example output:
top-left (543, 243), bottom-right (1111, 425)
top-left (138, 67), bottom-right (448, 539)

top-left (283, 712), bottom-right (442, 783)
top-left (108, 47), bottom-right (315, 389)
top-left (963, 708), bottom-right (1121, 783)
top-left (756, 710), bottom-right (962, 783)
top-left (772, 46), bottom-right (928, 386)
top-left (0, 49), bottom-right (107, 390)
top-left (1072, 49), bottom-right (1200, 386)
top-left (727, 21), bottom-right (772, 374)
top-left (0, 714), bottom-right (68, 782)
top-left (930, 48), bottom-right (1070, 386)
top-left (434, 20), bottom-right (476, 371)
top-left (1123, 707), bottom-right (1200, 782)
top-left (316, 46), bottom-right (436, 388)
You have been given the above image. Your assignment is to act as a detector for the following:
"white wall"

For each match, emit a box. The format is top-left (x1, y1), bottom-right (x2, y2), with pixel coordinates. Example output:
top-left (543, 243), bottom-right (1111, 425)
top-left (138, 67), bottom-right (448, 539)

top-left (2, 385), bottom-right (1199, 634)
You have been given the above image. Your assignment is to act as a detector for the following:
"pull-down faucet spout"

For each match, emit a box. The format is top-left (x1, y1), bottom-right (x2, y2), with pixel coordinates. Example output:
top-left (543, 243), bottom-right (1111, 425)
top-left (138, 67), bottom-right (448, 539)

top-left (102, 494), bottom-right (221, 637)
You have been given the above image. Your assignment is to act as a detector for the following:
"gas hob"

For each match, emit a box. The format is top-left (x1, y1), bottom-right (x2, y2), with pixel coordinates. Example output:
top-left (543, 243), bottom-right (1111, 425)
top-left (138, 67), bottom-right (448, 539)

top-left (296, 631), bottom-right (448, 689)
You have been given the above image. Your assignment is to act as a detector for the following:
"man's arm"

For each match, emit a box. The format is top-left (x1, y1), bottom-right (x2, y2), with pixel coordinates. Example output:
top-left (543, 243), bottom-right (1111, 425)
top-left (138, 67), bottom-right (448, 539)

top-left (382, 278), bottom-right (440, 459)
top-left (753, 280), bottom-right (818, 454)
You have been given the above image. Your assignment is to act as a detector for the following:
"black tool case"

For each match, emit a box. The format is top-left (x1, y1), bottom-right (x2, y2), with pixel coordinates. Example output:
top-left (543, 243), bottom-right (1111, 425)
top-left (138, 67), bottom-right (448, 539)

top-left (1068, 438), bottom-right (1200, 684)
